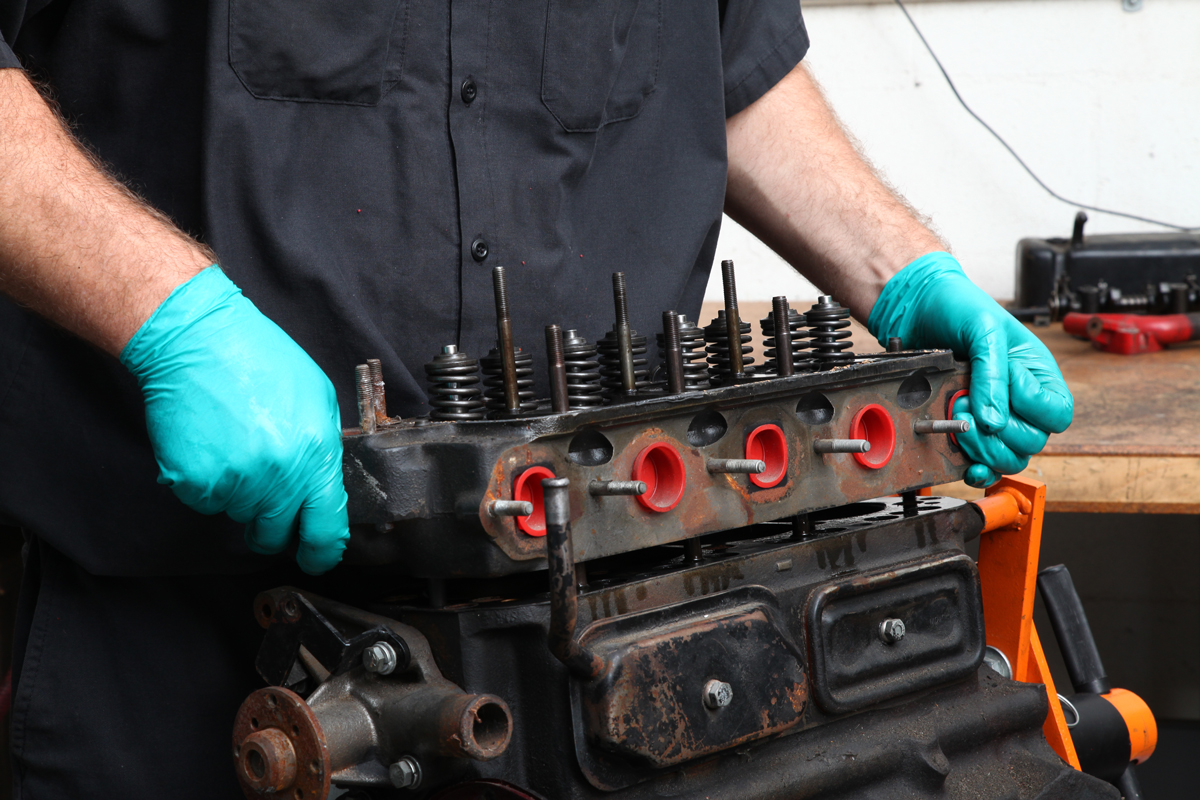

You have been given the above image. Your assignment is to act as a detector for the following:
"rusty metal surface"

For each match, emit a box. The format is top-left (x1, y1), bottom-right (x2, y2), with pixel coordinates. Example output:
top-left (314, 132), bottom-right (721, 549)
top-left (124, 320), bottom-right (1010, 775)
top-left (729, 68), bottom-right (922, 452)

top-left (238, 497), bottom-right (1122, 799)
top-left (342, 351), bottom-right (969, 577)
top-left (237, 590), bottom-right (513, 794)
top-left (579, 590), bottom-right (807, 770)
top-left (805, 552), bottom-right (985, 714)
top-left (233, 686), bottom-right (331, 800)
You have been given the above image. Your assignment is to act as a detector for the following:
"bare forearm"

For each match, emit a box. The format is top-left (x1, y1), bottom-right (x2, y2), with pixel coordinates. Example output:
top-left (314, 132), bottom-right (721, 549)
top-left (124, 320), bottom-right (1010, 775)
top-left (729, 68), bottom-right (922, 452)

top-left (0, 68), bottom-right (210, 356)
top-left (725, 62), bottom-right (943, 321)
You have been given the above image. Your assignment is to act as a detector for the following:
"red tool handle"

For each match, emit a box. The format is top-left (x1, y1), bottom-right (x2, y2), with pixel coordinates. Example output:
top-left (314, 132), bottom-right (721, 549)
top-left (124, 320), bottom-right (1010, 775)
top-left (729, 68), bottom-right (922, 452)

top-left (1062, 312), bottom-right (1200, 355)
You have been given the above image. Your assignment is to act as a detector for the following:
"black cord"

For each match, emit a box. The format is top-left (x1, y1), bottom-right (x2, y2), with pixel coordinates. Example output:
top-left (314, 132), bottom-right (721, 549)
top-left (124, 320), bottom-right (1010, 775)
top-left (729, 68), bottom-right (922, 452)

top-left (892, 0), bottom-right (1196, 232)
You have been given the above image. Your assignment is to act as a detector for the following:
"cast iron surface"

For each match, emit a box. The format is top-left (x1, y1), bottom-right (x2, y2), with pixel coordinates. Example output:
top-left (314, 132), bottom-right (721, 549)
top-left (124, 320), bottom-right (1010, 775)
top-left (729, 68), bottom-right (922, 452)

top-left (805, 551), bottom-right (984, 714)
top-left (343, 352), bottom-right (970, 578)
top-left (242, 497), bottom-right (1116, 799)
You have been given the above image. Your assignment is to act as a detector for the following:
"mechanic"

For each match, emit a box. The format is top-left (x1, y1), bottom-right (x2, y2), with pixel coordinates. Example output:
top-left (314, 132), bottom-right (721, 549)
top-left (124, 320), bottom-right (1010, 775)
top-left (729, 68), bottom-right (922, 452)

top-left (0, 1), bottom-right (1072, 796)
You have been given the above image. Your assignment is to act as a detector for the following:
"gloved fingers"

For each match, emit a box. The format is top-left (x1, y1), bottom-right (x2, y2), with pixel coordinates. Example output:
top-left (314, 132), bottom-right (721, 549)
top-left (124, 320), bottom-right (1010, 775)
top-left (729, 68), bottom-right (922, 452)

top-left (965, 463), bottom-right (1001, 488)
top-left (295, 472), bottom-right (350, 576)
top-left (991, 408), bottom-right (1049, 457)
top-left (1008, 358), bottom-right (1074, 435)
top-left (963, 321), bottom-right (1011, 434)
top-left (244, 500), bottom-right (303, 556)
top-left (953, 403), bottom-right (1032, 475)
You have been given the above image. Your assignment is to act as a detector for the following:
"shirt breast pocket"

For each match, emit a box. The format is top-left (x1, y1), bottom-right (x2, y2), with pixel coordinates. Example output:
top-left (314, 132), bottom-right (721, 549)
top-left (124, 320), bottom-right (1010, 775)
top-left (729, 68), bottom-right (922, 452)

top-left (229, 0), bottom-right (407, 106)
top-left (541, 0), bottom-right (663, 133)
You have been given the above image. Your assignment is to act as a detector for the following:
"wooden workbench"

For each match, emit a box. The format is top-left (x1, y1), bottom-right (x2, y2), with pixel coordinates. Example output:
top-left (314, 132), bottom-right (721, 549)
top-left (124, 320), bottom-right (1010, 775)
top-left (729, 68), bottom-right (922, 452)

top-left (940, 324), bottom-right (1200, 513)
top-left (699, 301), bottom-right (1200, 513)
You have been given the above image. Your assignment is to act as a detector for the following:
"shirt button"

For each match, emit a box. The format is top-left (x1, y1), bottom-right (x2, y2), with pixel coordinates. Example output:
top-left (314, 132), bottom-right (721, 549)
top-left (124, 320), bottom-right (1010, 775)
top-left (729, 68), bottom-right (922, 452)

top-left (471, 238), bottom-right (489, 261)
top-left (461, 77), bottom-right (478, 105)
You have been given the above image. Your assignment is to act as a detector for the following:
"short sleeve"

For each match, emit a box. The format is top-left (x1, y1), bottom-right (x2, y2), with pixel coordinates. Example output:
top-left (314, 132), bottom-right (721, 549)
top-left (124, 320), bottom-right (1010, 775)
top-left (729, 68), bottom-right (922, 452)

top-left (0, 33), bottom-right (20, 69)
top-left (720, 0), bottom-right (809, 118)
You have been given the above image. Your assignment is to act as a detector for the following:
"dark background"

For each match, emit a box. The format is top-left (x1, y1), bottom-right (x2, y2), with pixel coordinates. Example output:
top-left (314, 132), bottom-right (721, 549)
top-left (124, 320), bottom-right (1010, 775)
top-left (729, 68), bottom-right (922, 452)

top-left (0, 512), bottom-right (1195, 796)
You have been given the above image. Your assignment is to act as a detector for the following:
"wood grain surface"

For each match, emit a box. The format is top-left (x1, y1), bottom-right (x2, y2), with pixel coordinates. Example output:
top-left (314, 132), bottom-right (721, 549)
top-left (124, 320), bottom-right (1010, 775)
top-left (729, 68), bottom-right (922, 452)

top-left (695, 305), bottom-right (1200, 512)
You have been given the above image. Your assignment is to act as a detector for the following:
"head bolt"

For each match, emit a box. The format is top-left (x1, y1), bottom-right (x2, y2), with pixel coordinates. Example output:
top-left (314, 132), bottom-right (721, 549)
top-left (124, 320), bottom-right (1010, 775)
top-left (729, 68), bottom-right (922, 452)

top-left (363, 642), bottom-right (398, 675)
top-left (879, 618), bottom-right (906, 644)
top-left (389, 755), bottom-right (422, 789)
top-left (703, 679), bottom-right (733, 709)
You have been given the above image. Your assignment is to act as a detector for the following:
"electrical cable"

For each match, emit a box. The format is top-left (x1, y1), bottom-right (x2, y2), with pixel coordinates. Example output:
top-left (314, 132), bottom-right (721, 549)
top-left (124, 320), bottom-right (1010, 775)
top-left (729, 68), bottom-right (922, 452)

top-left (893, 0), bottom-right (1197, 232)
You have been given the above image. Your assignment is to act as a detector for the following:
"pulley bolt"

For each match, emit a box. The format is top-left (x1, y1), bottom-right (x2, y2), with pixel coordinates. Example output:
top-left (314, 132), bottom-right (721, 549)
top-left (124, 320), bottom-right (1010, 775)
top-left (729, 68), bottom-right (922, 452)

top-left (879, 618), bottom-right (906, 644)
top-left (363, 642), bottom-right (398, 675)
top-left (389, 755), bottom-right (422, 790)
top-left (703, 679), bottom-right (733, 709)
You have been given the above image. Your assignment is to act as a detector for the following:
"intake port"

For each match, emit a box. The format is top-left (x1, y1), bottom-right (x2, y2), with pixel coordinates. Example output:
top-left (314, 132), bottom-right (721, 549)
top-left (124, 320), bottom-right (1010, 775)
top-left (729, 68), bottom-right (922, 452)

top-left (745, 424), bottom-right (788, 488)
top-left (632, 443), bottom-right (686, 513)
top-left (849, 405), bottom-right (896, 469)
top-left (512, 466), bottom-right (557, 536)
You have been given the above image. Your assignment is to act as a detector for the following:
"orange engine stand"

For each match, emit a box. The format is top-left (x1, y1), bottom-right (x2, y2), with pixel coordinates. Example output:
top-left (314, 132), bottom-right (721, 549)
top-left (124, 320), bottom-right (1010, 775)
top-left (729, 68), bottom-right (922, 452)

top-left (973, 476), bottom-right (1081, 768)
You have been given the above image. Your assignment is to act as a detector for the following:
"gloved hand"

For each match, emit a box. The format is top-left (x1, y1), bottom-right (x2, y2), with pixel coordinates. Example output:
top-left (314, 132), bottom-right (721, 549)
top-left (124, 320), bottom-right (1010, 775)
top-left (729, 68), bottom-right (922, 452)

top-left (868, 251), bottom-right (1073, 487)
top-left (121, 265), bottom-right (349, 573)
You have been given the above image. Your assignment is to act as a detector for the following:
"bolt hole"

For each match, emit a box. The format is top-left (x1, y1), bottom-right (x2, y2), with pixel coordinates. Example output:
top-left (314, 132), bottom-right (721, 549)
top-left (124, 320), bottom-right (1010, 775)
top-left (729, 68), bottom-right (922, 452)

top-left (567, 429), bottom-right (614, 466)
top-left (265, 694), bottom-right (277, 709)
top-left (261, 603), bottom-right (273, 619)
top-left (246, 749), bottom-right (267, 780)
top-left (292, 724), bottom-right (300, 736)
top-left (795, 392), bottom-right (834, 425)
top-left (250, 717), bottom-right (260, 729)
top-left (295, 789), bottom-right (304, 799)
top-left (686, 409), bottom-right (727, 447)
top-left (310, 760), bottom-right (321, 775)
top-left (897, 373), bottom-right (933, 409)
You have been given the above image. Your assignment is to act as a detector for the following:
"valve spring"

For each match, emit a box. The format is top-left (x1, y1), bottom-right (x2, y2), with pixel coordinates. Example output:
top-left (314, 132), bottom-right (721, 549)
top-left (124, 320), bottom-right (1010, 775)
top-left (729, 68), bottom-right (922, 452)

top-left (703, 310), bottom-right (755, 386)
top-left (596, 329), bottom-right (650, 400)
top-left (423, 346), bottom-right (486, 421)
top-left (805, 295), bottom-right (855, 368)
top-left (655, 315), bottom-right (710, 390)
top-left (563, 330), bottom-right (603, 409)
top-left (759, 308), bottom-right (815, 373)
top-left (481, 347), bottom-right (537, 415)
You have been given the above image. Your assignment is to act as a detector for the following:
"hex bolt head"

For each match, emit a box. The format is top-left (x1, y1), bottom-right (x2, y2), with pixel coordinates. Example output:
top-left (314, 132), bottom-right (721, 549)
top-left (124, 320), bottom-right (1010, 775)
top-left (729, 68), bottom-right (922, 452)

top-left (389, 755), bottom-right (422, 790)
top-left (363, 642), bottom-right (398, 675)
top-left (703, 679), bottom-right (733, 709)
top-left (879, 618), bottom-right (906, 644)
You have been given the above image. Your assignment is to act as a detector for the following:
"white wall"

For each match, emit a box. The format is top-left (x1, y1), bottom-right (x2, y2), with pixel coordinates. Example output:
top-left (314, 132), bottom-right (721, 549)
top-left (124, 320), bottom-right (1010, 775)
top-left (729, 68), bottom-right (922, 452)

top-left (709, 0), bottom-right (1200, 303)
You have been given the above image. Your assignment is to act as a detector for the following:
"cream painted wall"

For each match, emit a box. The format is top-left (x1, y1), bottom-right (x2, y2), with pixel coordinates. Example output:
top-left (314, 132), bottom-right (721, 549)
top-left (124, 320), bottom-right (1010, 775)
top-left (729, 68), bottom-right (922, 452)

top-left (707, 0), bottom-right (1200, 304)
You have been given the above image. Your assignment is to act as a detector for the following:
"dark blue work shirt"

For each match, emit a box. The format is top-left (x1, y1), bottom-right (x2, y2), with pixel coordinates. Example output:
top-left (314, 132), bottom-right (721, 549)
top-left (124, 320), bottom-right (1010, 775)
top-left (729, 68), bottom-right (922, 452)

top-left (0, 1), bottom-right (807, 795)
top-left (0, 0), bottom-right (808, 575)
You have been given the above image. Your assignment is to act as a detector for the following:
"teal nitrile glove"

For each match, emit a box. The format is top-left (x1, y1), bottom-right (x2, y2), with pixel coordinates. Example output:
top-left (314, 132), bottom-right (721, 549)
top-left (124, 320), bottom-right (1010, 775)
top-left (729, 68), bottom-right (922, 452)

top-left (121, 266), bottom-right (349, 574)
top-left (868, 252), bottom-right (1073, 485)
